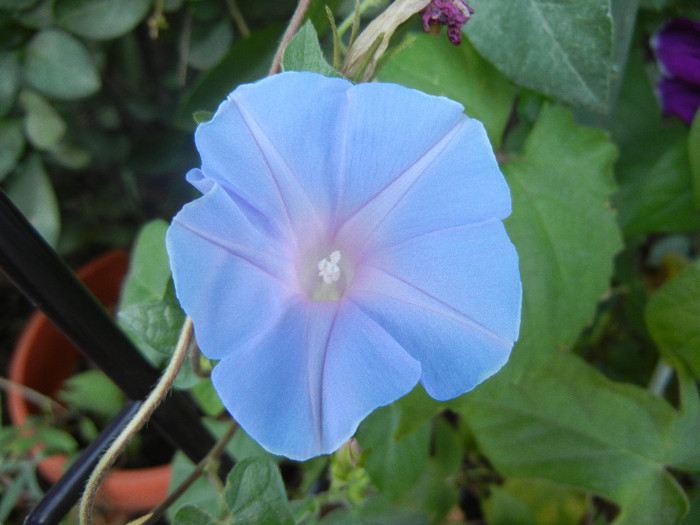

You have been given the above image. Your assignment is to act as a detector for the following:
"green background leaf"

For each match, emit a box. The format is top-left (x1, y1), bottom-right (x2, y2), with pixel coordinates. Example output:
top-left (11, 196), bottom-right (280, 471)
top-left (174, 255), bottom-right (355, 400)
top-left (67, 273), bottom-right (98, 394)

top-left (57, 370), bottom-right (126, 419)
top-left (615, 129), bottom-right (700, 235)
top-left (223, 458), bottom-right (294, 525)
top-left (6, 155), bottom-right (61, 247)
top-left (0, 52), bottom-right (19, 118)
top-left (172, 504), bottom-right (219, 525)
top-left (466, 0), bottom-right (614, 112)
top-left (502, 105), bottom-right (621, 353)
top-left (177, 25), bottom-right (282, 129)
top-left (0, 119), bottom-right (25, 182)
top-left (460, 352), bottom-right (687, 525)
top-left (54, 0), bottom-right (153, 40)
top-left (23, 29), bottom-right (101, 100)
top-left (282, 19), bottom-right (339, 77)
top-left (19, 90), bottom-right (67, 151)
top-left (119, 219), bottom-right (172, 307)
top-left (188, 19), bottom-right (234, 71)
top-left (646, 260), bottom-right (700, 378)
top-left (689, 109), bottom-right (700, 210)
top-left (356, 404), bottom-right (431, 501)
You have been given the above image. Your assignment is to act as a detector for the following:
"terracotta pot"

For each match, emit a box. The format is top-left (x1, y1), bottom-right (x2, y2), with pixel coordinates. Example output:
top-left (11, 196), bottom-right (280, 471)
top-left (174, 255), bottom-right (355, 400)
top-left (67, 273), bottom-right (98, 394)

top-left (7, 250), bottom-right (171, 514)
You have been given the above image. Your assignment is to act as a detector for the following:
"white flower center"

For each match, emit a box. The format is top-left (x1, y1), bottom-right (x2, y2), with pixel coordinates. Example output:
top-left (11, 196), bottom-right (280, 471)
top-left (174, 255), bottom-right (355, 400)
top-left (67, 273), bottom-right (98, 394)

top-left (318, 250), bottom-right (341, 284)
top-left (312, 250), bottom-right (342, 301)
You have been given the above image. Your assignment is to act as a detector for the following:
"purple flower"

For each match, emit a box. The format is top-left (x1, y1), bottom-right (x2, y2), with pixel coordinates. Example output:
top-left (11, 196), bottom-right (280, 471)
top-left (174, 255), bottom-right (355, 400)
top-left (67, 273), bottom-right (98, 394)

top-left (652, 18), bottom-right (700, 124)
top-left (166, 72), bottom-right (521, 460)
top-left (420, 0), bottom-right (474, 45)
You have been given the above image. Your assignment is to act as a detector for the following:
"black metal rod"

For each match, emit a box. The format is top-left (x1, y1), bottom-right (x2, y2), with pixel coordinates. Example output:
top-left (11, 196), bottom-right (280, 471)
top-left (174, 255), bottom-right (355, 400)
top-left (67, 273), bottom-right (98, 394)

top-left (23, 402), bottom-right (143, 525)
top-left (0, 190), bottom-right (232, 477)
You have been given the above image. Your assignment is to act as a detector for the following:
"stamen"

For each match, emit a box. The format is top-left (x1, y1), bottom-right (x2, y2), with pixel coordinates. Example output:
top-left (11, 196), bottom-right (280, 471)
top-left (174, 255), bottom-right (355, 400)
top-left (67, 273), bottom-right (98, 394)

top-left (318, 250), bottom-right (341, 284)
top-left (312, 251), bottom-right (342, 301)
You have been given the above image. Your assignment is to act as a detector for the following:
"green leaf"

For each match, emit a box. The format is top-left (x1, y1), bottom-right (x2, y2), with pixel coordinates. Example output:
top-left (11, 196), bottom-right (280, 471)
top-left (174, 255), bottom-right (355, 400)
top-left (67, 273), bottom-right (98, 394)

top-left (321, 495), bottom-right (429, 525)
top-left (393, 385), bottom-right (442, 441)
top-left (0, 118), bottom-right (25, 182)
top-left (609, 43), bottom-right (661, 156)
top-left (483, 478), bottom-right (586, 525)
top-left (502, 105), bottom-right (621, 354)
top-left (192, 110), bottom-right (214, 124)
top-left (378, 32), bottom-right (516, 148)
top-left (0, 52), bottom-right (19, 118)
top-left (0, 469), bottom-right (32, 524)
top-left (188, 19), bottom-right (234, 70)
top-left (118, 285), bottom-right (186, 355)
top-left (0, 0), bottom-right (38, 9)
top-left (117, 219), bottom-right (186, 366)
top-left (54, 0), bottom-right (152, 40)
top-left (23, 28), bottom-right (100, 99)
top-left (31, 426), bottom-right (78, 455)
top-left (282, 19), bottom-right (339, 76)
top-left (466, 0), bottom-right (614, 112)
top-left (689, 108), bottom-right (700, 210)
top-left (172, 504), bottom-right (220, 525)
top-left (177, 24), bottom-right (283, 129)
top-left (356, 404), bottom-right (431, 500)
top-left (191, 379), bottom-right (224, 417)
top-left (223, 457), bottom-right (294, 525)
top-left (57, 370), bottom-right (126, 420)
top-left (460, 352), bottom-right (688, 525)
top-left (49, 140), bottom-right (91, 169)
top-left (393, 419), bottom-right (461, 523)
top-left (640, 0), bottom-right (680, 9)
top-left (19, 90), bottom-right (67, 150)
top-left (679, 493), bottom-right (700, 525)
top-left (168, 452), bottom-right (222, 522)
top-left (646, 260), bottom-right (700, 378)
top-left (119, 219), bottom-right (172, 307)
top-left (7, 155), bottom-right (61, 247)
top-left (664, 366), bottom-right (700, 471)
top-left (611, 45), bottom-right (700, 233)
top-left (615, 128), bottom-right (700, 235)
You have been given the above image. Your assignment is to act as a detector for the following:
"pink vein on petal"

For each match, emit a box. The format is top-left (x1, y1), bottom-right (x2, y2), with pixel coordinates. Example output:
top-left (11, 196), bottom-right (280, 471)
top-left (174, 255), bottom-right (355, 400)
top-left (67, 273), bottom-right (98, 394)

top-left (371, 218), bottom-right (501, 254)
top-left (361, 264), bottom-right (513, 347)
top-left (173, 217), bottom-right (293, 291)
top-left (230, 96), bottom-right (323, 240)
top-left (302, 302), bottom-right (341, 453)
top-left (335, 116), bottom-right (467, 252)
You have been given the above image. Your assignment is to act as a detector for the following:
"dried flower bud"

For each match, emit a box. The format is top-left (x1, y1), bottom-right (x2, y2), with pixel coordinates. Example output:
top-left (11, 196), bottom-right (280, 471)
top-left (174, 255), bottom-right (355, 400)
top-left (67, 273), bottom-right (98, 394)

top-left (421, 0), bottom-right (474, 45)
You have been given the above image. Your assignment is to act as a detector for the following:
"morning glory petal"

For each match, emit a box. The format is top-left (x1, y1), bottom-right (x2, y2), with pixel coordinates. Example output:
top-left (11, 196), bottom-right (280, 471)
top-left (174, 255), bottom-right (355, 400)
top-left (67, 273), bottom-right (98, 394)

top-left (166, 184), bottom-right (294, 360)
top-left (353, 286), bottom-right (513, 400)
top-left (334, 81), bottom-right (466, 225)
top-left (338, 116), bottom-right (510, 252)
top-left (211, 300), bottom-right (421, 460)
top-left (319, 301), bottom-right (422, 452)
top-left (195, 72), bottom-right (350, 230)
top-left (364, 219), bottom-right (521, 341)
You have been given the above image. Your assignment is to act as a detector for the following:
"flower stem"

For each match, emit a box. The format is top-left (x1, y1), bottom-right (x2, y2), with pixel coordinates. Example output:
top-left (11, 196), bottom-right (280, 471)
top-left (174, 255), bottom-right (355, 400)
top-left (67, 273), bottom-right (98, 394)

top-left (336, 0), bottom-right (384, 40)
top-left (226, 0), bottom-right (251, 38)
top-left (128, 420), bottom-right (239, 525)
top-left (0, 376), bottom-right (66, 415)
top-left (190, 342), bottom-right (212, 378)
top-left (269, 0), bottom-right (313, 75)
top-left (78, 317), bottom-right (194, 525)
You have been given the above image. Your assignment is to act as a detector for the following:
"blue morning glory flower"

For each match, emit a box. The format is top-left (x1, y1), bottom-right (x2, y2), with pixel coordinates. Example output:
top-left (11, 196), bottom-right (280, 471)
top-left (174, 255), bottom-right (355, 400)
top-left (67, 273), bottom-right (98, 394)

top-left (166, 71), bottom-right (521, 461)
